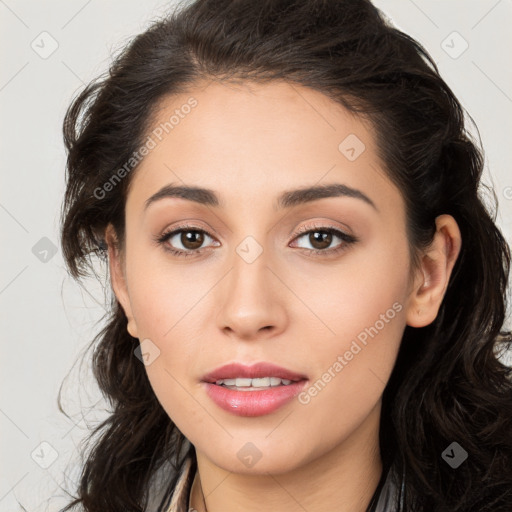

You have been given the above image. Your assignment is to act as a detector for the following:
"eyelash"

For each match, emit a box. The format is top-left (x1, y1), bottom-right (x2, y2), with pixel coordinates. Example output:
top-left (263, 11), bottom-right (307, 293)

top-left (154, 222), bottom-right (358, 258)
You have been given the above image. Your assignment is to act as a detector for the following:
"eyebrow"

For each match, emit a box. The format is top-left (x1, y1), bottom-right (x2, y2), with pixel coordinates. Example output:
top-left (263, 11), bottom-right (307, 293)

top-left (143, 182), bottom-right (378, 212)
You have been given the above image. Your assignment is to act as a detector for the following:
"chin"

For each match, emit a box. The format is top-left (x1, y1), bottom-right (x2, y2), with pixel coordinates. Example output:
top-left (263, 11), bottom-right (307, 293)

top-left (198, 438), bottom-right (315, 476)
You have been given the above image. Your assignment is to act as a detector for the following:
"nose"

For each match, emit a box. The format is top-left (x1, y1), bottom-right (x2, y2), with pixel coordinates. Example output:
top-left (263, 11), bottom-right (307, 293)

top-left (215, 244), bottom-right (288, 341)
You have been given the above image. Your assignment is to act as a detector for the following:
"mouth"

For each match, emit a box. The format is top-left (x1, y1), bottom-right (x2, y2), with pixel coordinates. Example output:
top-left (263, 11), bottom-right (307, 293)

top-left (201, 362), bottom-right (309, 416)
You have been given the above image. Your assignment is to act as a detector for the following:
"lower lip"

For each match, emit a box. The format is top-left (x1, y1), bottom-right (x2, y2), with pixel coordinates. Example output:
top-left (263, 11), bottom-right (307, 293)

top-left (203, 380), bottom-right (308, 417)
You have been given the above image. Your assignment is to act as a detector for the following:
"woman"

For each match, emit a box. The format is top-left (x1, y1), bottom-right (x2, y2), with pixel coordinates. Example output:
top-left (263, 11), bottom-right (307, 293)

top-left (58, 0), bottom-right (512, 510)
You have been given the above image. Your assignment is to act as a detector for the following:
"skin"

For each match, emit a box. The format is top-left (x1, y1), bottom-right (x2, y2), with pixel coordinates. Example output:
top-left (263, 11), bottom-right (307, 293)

top-left (105, 80), bottom-right (461, 512)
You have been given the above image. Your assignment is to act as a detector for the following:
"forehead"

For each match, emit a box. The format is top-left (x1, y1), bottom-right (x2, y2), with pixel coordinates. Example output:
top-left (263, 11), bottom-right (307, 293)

top-left (126, 80), bottom-right (396, 214)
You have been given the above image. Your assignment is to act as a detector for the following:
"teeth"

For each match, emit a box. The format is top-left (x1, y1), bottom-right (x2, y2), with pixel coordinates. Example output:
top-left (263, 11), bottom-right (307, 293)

top-left (215, 377), bottom-right (294, 388)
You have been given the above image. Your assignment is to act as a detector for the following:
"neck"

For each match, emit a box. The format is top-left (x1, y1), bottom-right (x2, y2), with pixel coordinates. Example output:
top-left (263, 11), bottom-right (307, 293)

top-left (189, 401), bottom-right (383, 512)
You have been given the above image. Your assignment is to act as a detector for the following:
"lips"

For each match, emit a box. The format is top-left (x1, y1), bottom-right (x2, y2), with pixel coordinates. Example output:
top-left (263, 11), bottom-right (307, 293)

top-left (201, 362), bottom-right (308, 383)
top-left (201, 362), bottom-right (309, 416)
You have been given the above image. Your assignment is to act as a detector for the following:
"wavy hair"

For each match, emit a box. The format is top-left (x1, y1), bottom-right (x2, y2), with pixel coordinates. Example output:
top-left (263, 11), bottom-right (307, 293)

top-left (58, 0), bottom-right (512, 510)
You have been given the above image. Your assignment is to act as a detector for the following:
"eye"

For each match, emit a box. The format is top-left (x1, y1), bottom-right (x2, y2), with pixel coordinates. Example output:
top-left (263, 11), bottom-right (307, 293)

top-left (155, 224), bottom-right (219, 257)
top-left (290, 225), bottom-right (357, 255)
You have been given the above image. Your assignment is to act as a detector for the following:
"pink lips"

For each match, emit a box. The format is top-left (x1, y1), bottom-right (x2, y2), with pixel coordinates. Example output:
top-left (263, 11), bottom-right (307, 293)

top-left (201, 362), bottom-right (309, 417)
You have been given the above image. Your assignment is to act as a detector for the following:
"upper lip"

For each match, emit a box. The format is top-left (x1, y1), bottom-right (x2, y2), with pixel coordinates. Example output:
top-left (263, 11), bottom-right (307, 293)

top-left (202, 362), bottom-right (308, 383)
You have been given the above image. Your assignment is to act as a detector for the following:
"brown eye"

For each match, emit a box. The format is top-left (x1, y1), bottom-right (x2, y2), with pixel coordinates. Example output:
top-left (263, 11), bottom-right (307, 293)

top-left (157, 226), bottom-right (219, 255)
top-left (294, 228), bottom-right (341, 251)
top-left (291, 226), bottom-right (357, 255)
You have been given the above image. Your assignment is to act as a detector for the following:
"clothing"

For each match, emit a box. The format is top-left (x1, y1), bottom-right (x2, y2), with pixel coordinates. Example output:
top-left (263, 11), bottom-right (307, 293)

top-left (145, 440), bottom-right (404, 512)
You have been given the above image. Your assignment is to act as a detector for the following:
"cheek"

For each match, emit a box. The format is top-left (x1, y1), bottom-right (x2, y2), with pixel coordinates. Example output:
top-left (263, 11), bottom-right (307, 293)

top-left (121, 251), bottom-right (206, 420)
top-left (127, 272), bottom-right (203, 384)
top-left (293, 227), bottom-right (410, 350)
top-left (124, 239), bottom-right (205, 340)
top-left (290, 234), bottom-right (410, 417)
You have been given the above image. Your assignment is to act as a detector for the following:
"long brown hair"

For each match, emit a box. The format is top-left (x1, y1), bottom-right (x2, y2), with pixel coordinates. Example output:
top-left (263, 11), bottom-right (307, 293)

top-left (58, 0), bottom-right (512, 510)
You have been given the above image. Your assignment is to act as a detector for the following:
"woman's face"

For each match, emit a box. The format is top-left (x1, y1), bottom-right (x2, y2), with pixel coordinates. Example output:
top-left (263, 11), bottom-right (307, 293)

top-left (108, 80), bottom-right (424, 474)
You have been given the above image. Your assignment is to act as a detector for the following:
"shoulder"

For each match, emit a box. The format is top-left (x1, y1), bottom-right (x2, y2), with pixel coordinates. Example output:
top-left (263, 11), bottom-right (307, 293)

top-left (371, 464), bottom-right (403, 512)
top-left (144, 441), bottom-right (194, 512)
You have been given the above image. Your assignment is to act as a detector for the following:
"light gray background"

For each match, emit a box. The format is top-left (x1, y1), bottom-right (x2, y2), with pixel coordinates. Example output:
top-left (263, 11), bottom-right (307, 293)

top-left (1, 1), bottom-right (511, 510)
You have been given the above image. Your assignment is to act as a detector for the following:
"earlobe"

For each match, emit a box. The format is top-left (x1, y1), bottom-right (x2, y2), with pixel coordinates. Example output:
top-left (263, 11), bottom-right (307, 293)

top-left (104, 224), bottom-right (139, 339)
top-left (406, 214), bottom-right (462, 328)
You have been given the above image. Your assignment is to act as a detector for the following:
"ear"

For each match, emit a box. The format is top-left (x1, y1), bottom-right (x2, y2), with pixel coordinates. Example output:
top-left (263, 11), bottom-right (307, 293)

top-left (406, 214), bottom-right (462, 328)
top-left (104, 223), bottom-right (139, 339)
